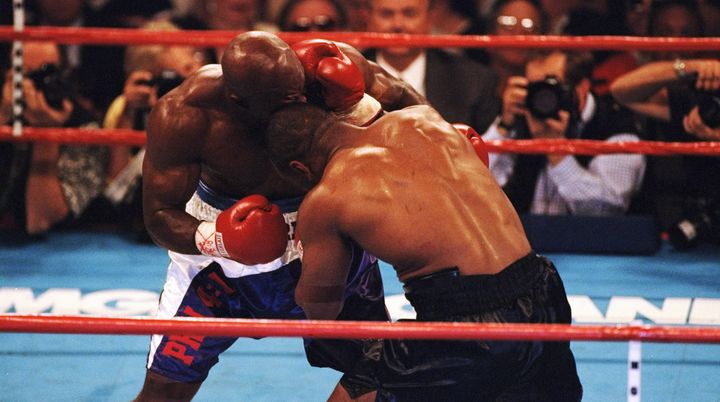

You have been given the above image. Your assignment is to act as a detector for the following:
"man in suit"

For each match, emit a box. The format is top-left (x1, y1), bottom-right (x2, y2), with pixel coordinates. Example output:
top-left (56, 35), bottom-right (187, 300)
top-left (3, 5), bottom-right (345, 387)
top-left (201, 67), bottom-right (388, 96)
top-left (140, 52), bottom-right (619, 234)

top-left (364, 0), bottom-right (499, 132)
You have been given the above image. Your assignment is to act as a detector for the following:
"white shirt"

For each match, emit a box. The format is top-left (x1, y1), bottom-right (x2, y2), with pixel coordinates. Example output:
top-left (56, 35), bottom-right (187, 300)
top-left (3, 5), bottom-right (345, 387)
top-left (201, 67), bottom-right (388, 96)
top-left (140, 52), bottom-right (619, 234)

top-left (376, 51), bottom-right (427, 97)
top-left (482, 94), bottom-right (647, 216)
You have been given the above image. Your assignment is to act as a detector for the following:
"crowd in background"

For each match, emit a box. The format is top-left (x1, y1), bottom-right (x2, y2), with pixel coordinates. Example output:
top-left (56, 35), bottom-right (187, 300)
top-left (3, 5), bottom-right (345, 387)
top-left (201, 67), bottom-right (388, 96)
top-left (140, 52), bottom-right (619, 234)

top-left (0, 0), bottom-right (719, 250)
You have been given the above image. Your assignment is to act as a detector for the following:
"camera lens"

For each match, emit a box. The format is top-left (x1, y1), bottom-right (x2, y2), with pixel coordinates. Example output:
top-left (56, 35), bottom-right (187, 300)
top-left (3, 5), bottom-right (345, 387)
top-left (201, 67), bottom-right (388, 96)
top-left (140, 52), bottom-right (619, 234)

top-left (527, 86), bottom-right (560, 119)
top-left (698, 93), bottom-right (720, 128)
top-left (525, 77), bottom-right (571, 120)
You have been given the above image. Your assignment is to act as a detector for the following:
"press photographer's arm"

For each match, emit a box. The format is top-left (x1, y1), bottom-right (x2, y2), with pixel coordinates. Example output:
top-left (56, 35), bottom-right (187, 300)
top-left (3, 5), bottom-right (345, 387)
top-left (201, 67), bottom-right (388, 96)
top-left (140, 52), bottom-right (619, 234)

top-left (610, 59), bottom-right (720, 140)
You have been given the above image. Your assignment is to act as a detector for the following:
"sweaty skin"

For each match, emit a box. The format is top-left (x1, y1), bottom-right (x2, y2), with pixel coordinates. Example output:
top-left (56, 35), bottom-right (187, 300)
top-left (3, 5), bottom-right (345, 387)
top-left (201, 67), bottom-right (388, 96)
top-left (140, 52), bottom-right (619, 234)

top-left (290, 105), bottom-right (532, 318)
top-left (142, 33), bottom-right (425, 255)
top-left (138, 32), bottom-right (425, 402)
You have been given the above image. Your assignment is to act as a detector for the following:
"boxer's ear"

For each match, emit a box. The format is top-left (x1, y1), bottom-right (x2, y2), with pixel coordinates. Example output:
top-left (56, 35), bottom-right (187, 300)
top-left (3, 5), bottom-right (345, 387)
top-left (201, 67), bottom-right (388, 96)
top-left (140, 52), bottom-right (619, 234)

top-left (289, 160), bottom-right (313, 181)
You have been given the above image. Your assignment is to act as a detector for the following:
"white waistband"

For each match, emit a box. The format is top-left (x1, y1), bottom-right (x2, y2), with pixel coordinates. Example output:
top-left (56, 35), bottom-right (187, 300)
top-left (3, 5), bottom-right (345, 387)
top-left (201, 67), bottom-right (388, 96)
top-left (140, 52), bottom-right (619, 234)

top-left (181, 192), bottom-right (301, 274)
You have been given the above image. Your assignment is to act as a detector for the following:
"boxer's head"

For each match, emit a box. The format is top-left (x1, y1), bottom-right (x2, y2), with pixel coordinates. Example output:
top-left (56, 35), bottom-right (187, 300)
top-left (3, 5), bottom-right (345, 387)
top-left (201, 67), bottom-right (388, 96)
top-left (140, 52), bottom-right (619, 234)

top-left (265, 102), bottom-right (338, 189)
top-left (221, 31), bottom-right (306, 119)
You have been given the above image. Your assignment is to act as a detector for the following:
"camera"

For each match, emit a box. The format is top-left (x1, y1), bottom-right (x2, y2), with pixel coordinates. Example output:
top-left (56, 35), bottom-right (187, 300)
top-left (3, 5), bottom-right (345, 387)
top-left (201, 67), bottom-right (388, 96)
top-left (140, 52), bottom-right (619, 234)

top-left (667, 197), bottom-right (720, 250)
top-left (525, 76), bottom-right (575, 120)
top-left (697, 91), bottom-right (720, 128)
top-left (133, 70), bottom-right (185, 129)
top-left (678, 72), bottom-right (720, 128)
top-left (26, 63), bottom-right (70, 110)
top-left (137, 69), bottom-right (184, 98)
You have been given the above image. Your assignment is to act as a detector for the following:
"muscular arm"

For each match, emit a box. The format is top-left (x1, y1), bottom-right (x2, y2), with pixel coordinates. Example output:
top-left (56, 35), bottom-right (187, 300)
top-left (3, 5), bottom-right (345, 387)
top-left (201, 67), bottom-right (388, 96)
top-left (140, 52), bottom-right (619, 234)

top-left (294, 192), bottom-right (352, 320)
top-left (336, 42), bottom-right (428, 110)
top-left (142, 96), bottom-right (205, 253)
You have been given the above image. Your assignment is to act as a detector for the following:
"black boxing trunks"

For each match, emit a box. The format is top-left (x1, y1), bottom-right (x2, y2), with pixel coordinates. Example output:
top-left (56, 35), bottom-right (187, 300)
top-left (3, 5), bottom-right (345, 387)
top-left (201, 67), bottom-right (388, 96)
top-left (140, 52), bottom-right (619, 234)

top-left (146, 180), bottom-right (388, 383)
top-left (354, 253), bottom-right (583, 402)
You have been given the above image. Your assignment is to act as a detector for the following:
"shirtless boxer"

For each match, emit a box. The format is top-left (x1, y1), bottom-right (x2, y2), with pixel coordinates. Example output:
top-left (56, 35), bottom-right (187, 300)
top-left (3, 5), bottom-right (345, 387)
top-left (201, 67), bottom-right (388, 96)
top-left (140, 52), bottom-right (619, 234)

top-left (135, 32), bottom-right (425, 401)
top-left (264, 103), bottom-right (583, 401)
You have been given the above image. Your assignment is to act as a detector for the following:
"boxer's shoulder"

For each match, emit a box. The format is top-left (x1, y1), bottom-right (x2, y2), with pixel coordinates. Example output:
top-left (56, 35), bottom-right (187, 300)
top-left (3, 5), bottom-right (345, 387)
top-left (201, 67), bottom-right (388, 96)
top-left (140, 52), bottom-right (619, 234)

top-left (163, 65), bottom-right (224, 109)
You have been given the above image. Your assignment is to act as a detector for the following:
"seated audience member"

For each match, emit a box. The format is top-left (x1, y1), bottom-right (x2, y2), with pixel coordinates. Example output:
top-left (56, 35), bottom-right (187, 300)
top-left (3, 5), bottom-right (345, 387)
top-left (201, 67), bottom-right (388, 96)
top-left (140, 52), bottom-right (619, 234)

top-left (538, 0), bottom-right (576, 34)
top-left (646, 0), bottom-right (705, 63)
top-left (610, 58), bottom-right (720, 248)
top-left (103, 20), bottom-right (207, 241)
top-left (484, 0), bottom-right (547, 98)
top-left (625, 0), bottom-right (652, 37)
top-left (699, 0), bottom-right (720, 38)
top-left (562, 2), bottom-right (639, 96)
top-left (430, 0), bottom-right (482, 35)
top-left (363, 0), bottom-right (499, 132)
top-left (0, 42), bottom-right (108, 236)
top-left (264, 102), bottom-right (583, 401)
top-left (345, 0), bottom-right (371, 31)
top-left (483, 50), bottom-right (646, 216)
top-left (173, 0), bottom-right (278, 62)
top-left (429, 0), bottom-right (488, 63)
top-left (277, 0), bottom-right (347, 32)
top-left (608, 0), bottom-right (718, 246)
top-left (28, 0), bottom-right (173, 119)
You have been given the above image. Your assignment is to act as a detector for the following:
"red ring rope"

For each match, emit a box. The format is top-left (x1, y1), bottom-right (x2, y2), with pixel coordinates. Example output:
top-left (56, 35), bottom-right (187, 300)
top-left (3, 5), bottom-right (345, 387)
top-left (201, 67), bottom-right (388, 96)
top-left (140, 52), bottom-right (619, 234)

top-left (0, 27), bottom-right (719, 51)
top-left (2, 126), bottom-right (718, 156)
top-left (1, 315), bottom-right (719, 343)
top-left (1, 25), bottom-right (718, 356)
top-left (0, 126), bottom-right (146, 146)
top-left (1, 26), bottom-right (718, 156)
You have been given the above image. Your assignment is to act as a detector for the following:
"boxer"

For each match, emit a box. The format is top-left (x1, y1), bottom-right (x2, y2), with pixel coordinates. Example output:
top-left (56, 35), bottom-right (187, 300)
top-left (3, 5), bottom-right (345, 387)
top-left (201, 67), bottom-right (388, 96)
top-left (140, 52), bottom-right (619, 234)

top-left (264, 102), bottom-right (583, 401)
top-left (134, 32), bottom-right (426, 401)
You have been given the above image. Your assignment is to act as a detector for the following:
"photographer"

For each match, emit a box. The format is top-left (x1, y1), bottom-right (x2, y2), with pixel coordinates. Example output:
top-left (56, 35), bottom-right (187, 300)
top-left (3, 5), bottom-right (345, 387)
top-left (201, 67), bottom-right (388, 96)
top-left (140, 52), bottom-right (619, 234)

top-left (611, 59), bottom-right (720, 139)
top-left (103, 20), bottom-right (206, 241)
top-left (610, 58), bottom-right (720, 249)
top-left (483, 50), bottom-right (646, 216)
top-left (0, 41), bottom-right (108, 236)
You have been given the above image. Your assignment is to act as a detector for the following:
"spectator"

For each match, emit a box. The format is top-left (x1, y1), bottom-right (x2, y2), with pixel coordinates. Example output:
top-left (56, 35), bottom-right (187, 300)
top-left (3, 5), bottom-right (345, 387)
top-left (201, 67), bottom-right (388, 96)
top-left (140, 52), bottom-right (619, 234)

top-left (610, 58), bottom-right (720, 236)
top-left (483, 50), bottom-right (646, 216)
top-left (699, 0), bottom-right (720, 38)
top-left (277, 0), bottom-right (347, 32)
top-left (538, 0), bottom-right (578, 33)
top-left (27, 0), bottom-right (173, 119)
top-left (625, 0), bottom-right (652, 36)
top-left (429, 0), bottom-right (488, 63)
top-left (103, 20), bottom-right (208, 241)
top-left (563, 1), bottom-right (639, 96)
top-left (484, 0), bottom-right (547, 98)
top-left (345, 0), bottom-right (372, 31)
top-left (0, 42), bottom-right (109, 236)
top-left (608, 0), bottom-right (717, 238)
top-left (173, 0), bottom-right (278, 62)
top-left (364, 0), bottom-right (499, 132)
top-left (646, 0), bottom-right (705, 62)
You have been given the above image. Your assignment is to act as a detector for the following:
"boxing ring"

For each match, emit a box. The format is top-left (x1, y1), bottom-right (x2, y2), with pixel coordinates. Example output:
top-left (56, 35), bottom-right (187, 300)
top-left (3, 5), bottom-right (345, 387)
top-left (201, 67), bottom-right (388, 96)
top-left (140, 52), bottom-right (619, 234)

top-left (2, 17), bottom-right (720, 402)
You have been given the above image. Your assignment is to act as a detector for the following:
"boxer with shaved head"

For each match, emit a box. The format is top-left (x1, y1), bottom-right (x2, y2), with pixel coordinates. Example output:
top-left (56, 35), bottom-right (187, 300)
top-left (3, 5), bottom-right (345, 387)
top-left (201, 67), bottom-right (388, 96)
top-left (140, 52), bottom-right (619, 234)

top-left (135, 31), bottom-right (425, 401)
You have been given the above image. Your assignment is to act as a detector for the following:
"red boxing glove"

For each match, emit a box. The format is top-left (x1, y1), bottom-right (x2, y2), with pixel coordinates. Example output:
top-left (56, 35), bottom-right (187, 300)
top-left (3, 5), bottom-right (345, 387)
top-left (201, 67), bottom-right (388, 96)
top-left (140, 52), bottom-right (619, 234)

top-left (453, 123), bottom-right (489, 166)
top-left (292, 39), bottom-right (365, 111)
top-left (195, 194), bottom-right (289, 265)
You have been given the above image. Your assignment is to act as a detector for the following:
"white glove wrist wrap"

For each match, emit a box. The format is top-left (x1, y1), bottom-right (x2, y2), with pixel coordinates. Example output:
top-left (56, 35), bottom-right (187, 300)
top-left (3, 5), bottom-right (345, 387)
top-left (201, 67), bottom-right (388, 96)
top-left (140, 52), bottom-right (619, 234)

top-left (195, 220), bottom-right (230, 258)
top-left (333, 93), bottom-right (383, 127)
